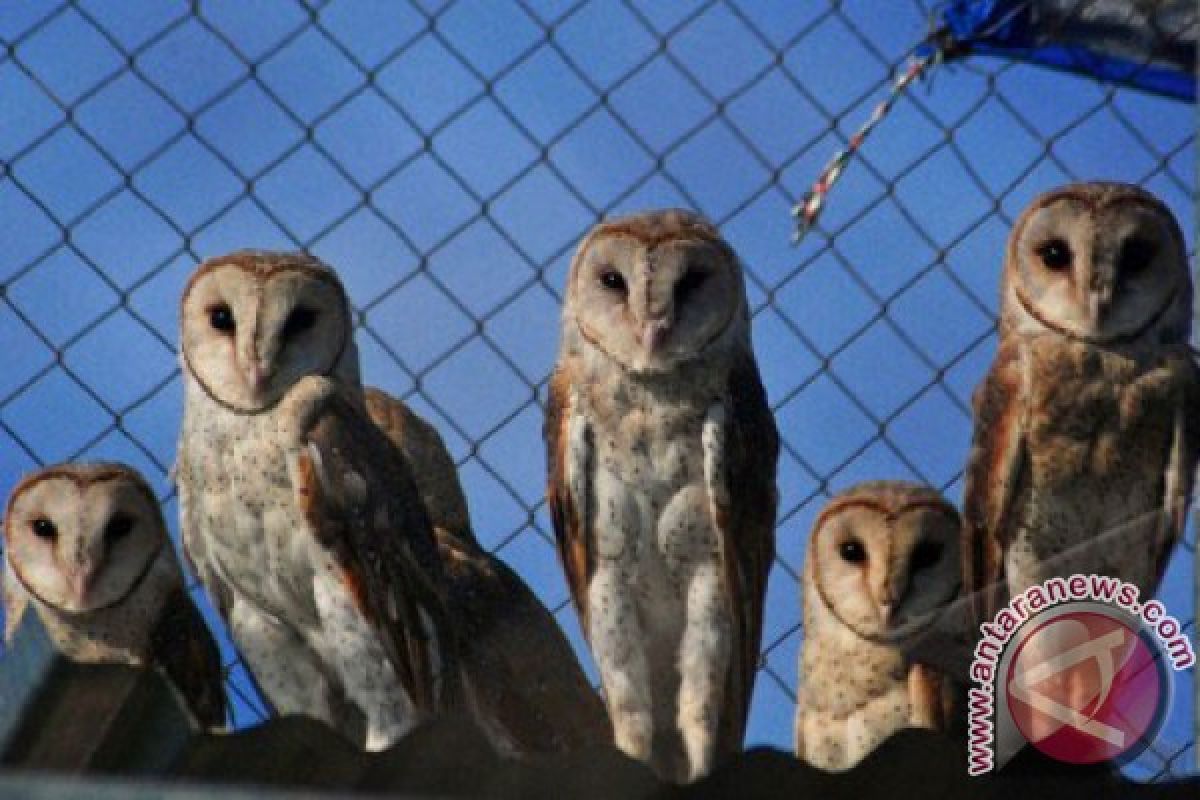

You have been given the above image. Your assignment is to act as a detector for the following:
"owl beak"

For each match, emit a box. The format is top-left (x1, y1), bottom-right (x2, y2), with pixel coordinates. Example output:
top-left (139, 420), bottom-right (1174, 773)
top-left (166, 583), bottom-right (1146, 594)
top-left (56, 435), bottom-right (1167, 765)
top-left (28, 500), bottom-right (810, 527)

top-left (243, 362), bottom-right (271, 396)
top-left (877, 574), bottom-right (909, 627)
top-left (1087, 287), bottom-right (1112, 326)
top-left (65, 567), bottom-right (96, 607)
top-left (641, 319), bottom-right (672, 353)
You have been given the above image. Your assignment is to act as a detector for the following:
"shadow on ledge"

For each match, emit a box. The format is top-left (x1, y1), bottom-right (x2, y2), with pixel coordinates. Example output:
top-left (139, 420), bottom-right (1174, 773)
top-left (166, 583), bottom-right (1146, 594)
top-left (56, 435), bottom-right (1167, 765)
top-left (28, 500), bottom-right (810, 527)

top-left (0, 638), bottom-right (1195, 798)
top-left (178, 720), bottom-right (1198, 799)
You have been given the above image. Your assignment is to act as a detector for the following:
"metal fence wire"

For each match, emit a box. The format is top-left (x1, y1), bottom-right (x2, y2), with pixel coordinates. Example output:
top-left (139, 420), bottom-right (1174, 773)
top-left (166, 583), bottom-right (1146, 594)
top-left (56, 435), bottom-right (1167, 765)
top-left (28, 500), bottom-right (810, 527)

top-left (0, 0), bottom-right (1195, 783)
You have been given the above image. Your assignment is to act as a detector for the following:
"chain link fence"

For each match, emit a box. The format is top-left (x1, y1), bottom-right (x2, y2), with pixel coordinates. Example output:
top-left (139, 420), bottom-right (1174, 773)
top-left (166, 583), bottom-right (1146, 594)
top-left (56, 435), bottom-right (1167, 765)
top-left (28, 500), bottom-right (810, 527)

top-left (0, 0), bottom-right (1194, 782)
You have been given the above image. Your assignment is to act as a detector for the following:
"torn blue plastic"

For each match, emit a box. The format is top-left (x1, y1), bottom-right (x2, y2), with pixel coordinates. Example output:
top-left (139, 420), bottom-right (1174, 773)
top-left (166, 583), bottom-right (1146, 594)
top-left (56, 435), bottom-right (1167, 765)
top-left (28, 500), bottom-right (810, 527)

top-left (924, 1), bottom-right (1195, 101)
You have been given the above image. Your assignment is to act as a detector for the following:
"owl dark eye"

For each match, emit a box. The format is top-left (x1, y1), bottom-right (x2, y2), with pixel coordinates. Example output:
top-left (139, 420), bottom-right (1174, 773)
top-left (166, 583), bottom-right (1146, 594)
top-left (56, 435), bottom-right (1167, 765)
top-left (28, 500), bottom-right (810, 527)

top-left (599, 269), bottom-right (626, 293)
top-left (283, 307), bottom-right (318, 339)
top-left (31, 517), bottom-right (57, 540)
top-left (1036, 239), bottom-right (1072, 271)
top-left (911, 540), bottom-right (944, 572)
top-left (105, 513), bottom-right (134, 542)
top-left (675, 269), bottom-right (708, 304)
top-left (209, 304), bottom-right (235, 333)
top-left (839, 538), bottom-right (866, 564)
top-left (1118, 236), bottom-right (1156, 276)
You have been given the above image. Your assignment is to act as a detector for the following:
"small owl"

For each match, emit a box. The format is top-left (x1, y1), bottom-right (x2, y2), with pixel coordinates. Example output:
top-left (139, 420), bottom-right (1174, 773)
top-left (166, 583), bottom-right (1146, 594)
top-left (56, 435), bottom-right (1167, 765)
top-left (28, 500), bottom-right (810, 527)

top-left (3, 463), bottom-right (225, 729)
top-left (365, 387), bottom-right (610, 755)
top-left (176, 251), bottom-right (456, 751)
top-left (963, 183), bottom-right (1199, 627)
top-left (795, 482), bottom-right (961, 772)
top-left (545, 209), bottom-right (778, 782)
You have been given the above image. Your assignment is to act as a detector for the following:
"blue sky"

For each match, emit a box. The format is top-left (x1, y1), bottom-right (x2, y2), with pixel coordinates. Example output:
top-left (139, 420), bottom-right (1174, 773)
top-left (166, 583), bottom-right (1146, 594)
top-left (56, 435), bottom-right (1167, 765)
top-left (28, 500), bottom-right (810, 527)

top-left (0, 0), bottom-right (1194, 777)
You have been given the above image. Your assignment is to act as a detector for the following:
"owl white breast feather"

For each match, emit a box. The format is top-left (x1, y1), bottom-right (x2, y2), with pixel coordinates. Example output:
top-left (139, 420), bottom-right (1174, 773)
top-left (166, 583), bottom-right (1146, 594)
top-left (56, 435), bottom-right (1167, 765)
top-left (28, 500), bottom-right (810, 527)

top-left (545, 209), bottom-right (778, 783)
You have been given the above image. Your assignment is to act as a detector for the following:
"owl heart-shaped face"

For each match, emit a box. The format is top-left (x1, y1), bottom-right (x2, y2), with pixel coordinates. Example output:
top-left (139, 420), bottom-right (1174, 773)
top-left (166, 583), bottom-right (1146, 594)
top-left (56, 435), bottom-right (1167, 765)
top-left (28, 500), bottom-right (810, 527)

top-left (568, 210), bottom-right (745, 374)
top-left (180, 253), bottom-right (352, 413)
top-left (1006, 183), bottom-right (1190, 345)
top-left (809, 483), bottom-right (961, 642)
top-left (4, 465), bottom-right (165, 614)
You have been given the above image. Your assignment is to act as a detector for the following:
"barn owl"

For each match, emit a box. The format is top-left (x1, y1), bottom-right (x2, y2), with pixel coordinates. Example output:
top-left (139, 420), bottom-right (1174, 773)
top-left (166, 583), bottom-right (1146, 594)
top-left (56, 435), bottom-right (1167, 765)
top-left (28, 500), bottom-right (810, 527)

top-left (3, 462), bottom-right (225, 729)
top-left (545, 209), bottom-right (778, 782)
top-left (963, 183), bottom-right (1199, 628)
top-left (794, 482), bottom-right (960, 771)
top-left (176, 251), bottom-right (456, 751)
top-left (365, 387), bottom-right (609, 755)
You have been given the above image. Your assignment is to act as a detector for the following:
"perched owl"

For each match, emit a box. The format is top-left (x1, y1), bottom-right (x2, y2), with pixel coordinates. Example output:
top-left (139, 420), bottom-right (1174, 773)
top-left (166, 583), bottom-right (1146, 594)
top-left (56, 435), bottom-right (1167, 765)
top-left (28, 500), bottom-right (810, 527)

top-left (176, 251), bottom-right (456, 751)
top-left (3, 463), bottom-right (225, 729)
top-left (545, 209), bottom-right (778, 782)
top-left (964, 183), bottom-right (1199, 627)
top-left (794, 482), bottom-right (961, 772)
top-left (365, 387), bottom-right (610, 755)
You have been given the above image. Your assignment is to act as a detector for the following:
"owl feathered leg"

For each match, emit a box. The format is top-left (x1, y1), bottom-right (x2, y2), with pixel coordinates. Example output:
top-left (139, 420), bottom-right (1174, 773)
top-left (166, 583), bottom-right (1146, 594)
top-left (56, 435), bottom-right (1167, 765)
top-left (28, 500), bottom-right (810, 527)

top-left (590, 568), bottom-right (654, 762)
top-left (672, 406), bottom-right (734, 781)
top-left (313, 568), bottom-right (419, 751)
top-left (677, 561), bottom-right (730, 782)
top-left (229, 598), bottom-right (350, 734)
top-left (589, 470), bottom-right (654, 765)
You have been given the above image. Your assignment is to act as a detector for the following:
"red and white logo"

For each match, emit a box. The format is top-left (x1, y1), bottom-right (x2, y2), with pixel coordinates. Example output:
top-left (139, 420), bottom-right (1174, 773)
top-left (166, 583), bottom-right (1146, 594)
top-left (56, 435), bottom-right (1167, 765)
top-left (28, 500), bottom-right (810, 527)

top-left (1004, 610), bottom-right (1167, 765)
top-left (965, 575), bottom-right (1191, 775)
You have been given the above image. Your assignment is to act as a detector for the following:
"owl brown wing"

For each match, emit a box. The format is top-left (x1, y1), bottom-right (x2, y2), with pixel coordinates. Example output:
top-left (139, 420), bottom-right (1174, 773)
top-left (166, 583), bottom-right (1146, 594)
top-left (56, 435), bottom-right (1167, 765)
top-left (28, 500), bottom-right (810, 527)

top-left (363, 386), bottom-right (475, 545)
top-left (714, 352), bottom-right (779, 755)
top-left (1153, 349), bottom-right (1200, 586)
top-left (907, 662), bottom-right (955, 732)
top-left (962, 338), bottom-right (1029, 629)
top-left (437, 531), bottom-right (609, 754)
top-left (368, 382), bottom-right (606, 752)
top-left (293, 383), bottom-right (458, 715)
top-left (149, 586), bottom-right (227, 729)
top-left (544, 364), bottom-right (593, 633)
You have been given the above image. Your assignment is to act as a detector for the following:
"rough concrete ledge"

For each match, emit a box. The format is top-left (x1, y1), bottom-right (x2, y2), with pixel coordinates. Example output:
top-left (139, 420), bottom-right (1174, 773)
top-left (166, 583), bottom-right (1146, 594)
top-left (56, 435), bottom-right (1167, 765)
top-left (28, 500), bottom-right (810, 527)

top-left (2, 722), bottom-right (1200, 799)
top-left (0, 613), bottom-right (1197, 798)
top-left (0, 614), bottom-right (194, 776)
top-left (172, 721), bottom-right (1200, 799)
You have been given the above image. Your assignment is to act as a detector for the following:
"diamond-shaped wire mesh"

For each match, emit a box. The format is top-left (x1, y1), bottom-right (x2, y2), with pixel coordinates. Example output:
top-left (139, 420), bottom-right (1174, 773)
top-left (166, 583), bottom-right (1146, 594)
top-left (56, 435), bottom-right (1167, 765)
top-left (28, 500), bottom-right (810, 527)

top-left (0, 0), bottom-right (1195, 781)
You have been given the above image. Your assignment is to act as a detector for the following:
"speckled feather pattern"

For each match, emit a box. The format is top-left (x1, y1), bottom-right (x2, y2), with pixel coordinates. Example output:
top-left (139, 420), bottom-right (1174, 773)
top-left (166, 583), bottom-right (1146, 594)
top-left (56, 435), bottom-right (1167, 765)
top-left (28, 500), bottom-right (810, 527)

top-left (964, 184), bottom-right (1199, 624)
top-left (546, 210), bottom-right (778, 783)
top-left (177, 252), bottom-right (452, 751)
top-left (978, 335), bottom-right (1199, 601)
top-left (179, 376), bottom-right (365, 736)
top-left (3, 464), bottom-right (225, 729)
top-left (795, 482), bottom-right (959, 772)
top-left (178, 374), bottom-right (444, 750)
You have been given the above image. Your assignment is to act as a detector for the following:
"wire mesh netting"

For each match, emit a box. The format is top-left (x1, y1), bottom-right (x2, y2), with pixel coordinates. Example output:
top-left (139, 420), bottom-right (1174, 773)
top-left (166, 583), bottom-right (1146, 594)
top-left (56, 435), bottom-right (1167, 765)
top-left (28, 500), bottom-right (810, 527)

top-left (0, 0), bottom-right (1194, 783)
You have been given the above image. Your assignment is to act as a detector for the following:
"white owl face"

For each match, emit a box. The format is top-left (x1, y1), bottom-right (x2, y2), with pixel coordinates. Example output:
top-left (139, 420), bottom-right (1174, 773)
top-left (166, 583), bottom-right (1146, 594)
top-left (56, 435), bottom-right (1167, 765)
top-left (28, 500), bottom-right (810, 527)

top-left (1005, 183), bottom-right (1191, 344)
top-left (181, 252), bottom-right (355, 412)
top-left (566, 210), bottom-right (744, 374)
top-left (809, 483), bottom-right (961, 642)
top-left (4, 465), bottom-right (165, 614)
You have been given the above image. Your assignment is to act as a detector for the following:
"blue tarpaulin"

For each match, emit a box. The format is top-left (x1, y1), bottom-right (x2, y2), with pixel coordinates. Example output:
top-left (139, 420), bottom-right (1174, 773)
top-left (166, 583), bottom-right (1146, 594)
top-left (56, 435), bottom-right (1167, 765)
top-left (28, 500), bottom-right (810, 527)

top-left (934, 0), bottom-right (1196, 101)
